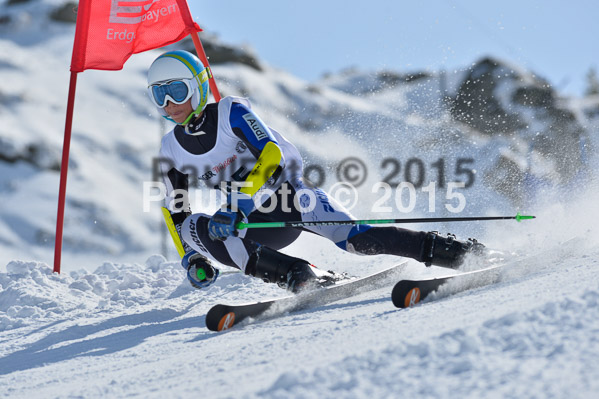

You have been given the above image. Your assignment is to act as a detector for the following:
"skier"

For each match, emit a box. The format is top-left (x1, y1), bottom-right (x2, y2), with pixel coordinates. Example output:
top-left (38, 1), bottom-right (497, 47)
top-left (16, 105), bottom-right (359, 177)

top-left (148, 50), bottom-right (485, 292)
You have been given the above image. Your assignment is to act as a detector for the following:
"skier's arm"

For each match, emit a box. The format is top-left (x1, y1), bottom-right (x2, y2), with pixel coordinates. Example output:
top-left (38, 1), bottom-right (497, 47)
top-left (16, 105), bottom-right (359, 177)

top-left (229, 102), bottom-right (285, 199)
top-left (207, 104), bottom-right (285, 241)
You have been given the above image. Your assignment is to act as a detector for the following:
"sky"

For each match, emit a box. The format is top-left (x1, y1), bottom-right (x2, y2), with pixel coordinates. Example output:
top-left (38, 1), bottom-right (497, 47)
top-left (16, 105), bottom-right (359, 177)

top-left (192, 0), bottom-right (598, 97)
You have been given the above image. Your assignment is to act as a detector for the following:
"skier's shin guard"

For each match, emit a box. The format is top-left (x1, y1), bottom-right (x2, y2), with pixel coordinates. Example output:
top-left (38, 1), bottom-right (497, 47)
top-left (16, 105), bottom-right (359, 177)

top-left (347, 227), bottom-right (485, 269)
top-left (245, 245), bottom-right (317, 292)
top-left (347, 227), bottom-right (427, 260)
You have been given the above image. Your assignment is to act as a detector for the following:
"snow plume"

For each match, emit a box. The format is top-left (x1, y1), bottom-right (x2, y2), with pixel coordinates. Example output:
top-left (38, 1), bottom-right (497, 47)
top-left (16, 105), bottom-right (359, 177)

top-left (423, 168), bottom-right (599, 314)
top-left (484, 172), bottom-right (599, 255)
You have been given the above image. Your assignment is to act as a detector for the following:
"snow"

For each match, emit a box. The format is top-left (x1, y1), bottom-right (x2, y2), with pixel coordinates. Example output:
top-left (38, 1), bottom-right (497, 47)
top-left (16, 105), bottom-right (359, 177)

top-left (1, 232), bottom-right (598, 398)
top-left (1, 1), bottom-right (599, 397)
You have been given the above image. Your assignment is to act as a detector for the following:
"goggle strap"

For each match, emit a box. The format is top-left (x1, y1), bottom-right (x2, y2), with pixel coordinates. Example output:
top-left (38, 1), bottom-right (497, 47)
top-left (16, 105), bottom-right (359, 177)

top-left (197, 68), bottom-right (211, 85)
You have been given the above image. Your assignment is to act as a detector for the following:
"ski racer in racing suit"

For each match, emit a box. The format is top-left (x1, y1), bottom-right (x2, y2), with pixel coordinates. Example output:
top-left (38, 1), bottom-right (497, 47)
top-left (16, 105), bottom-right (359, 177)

top-left (148, 50), bottom-right (485, 292)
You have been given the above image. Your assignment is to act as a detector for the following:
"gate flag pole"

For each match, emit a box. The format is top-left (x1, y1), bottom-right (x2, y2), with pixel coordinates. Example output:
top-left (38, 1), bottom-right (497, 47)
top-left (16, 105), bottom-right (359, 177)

top-left (53, 0), bottom-right (201, 273)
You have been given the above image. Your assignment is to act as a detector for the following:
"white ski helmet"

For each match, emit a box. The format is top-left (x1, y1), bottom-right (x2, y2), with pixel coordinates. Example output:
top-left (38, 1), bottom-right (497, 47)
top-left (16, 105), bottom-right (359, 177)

top-left (147, 50), bottom-right (211, 124)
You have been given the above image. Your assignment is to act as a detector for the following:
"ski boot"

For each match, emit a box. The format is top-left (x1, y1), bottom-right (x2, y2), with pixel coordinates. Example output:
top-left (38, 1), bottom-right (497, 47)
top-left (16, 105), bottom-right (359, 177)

top-left (183, 252), bottom-right (220, 289)
top-left (420, 231), bottom-right (486, 269)
top-left (245, 245), bottom-right (320, 293)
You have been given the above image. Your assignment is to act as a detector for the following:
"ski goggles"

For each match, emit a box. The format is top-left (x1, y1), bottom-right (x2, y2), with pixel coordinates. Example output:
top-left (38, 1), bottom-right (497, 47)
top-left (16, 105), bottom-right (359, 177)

top-left (149, 79), bottom-right (195, 108)
top-left (148, 68), bottom-right (210, 108)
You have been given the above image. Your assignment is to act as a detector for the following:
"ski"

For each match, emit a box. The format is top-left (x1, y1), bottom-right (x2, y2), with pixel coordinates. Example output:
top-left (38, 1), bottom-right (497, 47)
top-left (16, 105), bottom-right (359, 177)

top-left (391, 263), bottom-right (503, 308)
top-left (206, 261), bottom-right (409, 331)
top-left (392, 236), bottom-right (580, 308)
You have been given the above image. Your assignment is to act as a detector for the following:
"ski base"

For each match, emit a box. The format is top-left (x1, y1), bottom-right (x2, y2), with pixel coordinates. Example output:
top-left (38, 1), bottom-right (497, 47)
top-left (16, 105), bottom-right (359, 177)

top-left (206, 262), bottom-right (408, 331)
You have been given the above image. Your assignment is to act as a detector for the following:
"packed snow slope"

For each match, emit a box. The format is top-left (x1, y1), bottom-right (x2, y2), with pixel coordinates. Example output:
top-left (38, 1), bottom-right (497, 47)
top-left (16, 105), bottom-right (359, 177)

top-left (1, 201), bottom-right (598, 398)
top-left (1, 1), bottom-right (599, 398)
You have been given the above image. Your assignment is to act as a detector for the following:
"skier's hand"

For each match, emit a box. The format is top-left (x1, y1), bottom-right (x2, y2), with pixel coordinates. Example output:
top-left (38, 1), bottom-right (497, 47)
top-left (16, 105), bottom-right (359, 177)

top-left (208, 192), bottom-right (254, 241)
top-left (182, 251), bottom-right (219, 289)
top-left (208, 209), bottom-right (243, 241)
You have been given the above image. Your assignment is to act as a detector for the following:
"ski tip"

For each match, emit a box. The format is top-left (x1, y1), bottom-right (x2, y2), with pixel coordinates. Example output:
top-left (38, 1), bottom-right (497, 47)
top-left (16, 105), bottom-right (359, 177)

top-left (403, 287), bottom-right (421, 308)
top-left (391, 283), bottom-right (422, 308)
top-left (217, 312), bottom-right (236, 331)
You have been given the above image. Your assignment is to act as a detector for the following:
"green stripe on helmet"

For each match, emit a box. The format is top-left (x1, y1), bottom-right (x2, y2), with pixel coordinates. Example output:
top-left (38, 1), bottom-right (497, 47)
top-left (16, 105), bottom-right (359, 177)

top-left (161, 53), bottom-right (200, 76)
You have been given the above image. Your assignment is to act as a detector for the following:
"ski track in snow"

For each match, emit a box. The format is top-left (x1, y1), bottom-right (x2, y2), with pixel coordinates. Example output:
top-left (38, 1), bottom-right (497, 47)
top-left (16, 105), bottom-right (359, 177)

top-left (0, 242), bottom-right (598, 398)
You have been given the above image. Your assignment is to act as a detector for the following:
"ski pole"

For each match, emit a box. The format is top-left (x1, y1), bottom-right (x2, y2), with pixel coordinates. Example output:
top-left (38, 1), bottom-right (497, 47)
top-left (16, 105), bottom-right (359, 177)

top-left (236, 213), bottom-right (535, 230)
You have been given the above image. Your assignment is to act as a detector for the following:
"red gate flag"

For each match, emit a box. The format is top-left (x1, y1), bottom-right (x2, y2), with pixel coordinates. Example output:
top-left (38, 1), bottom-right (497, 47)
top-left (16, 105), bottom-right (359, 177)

top-left (71, 0), bottom-right (200, 72)
top-left (56, 0), bottom-right (221, 274)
